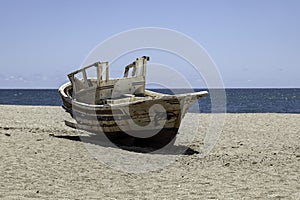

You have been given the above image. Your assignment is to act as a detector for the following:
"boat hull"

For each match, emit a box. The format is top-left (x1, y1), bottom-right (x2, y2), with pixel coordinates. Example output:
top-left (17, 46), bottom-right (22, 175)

top-left (59, 82), bottom-right (207, 148)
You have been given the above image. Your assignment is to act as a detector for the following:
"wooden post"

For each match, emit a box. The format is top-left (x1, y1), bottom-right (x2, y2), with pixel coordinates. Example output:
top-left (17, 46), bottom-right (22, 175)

top-left (97, 62), bottom-right (102, 86)
top-left (105, 62), bottom-right (109, 81)
top-left (68, 74), bottom-right (77, 92)
top-left (143, 57), bottom-right (147, 78)
top-left (82, 69), bottom-right (88, 88)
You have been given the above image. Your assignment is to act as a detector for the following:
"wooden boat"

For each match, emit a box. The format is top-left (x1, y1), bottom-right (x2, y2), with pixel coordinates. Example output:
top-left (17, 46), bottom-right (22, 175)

top-left (59, 56), bottom-right (208, 148)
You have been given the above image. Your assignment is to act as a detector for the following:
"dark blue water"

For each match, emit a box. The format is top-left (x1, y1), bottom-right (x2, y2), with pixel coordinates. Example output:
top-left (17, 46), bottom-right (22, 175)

top-left (0, 89), bottom-right (62, 106)
top-left (0, 89), bottom-right (299, 113)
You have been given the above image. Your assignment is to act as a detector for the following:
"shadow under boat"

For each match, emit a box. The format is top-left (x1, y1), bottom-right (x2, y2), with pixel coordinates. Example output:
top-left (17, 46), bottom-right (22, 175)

top-left (51, 133), bottom-right (199, 155)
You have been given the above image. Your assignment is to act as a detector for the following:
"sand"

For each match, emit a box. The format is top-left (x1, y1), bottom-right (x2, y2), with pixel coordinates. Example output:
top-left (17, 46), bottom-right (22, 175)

top-left (0, 105), bottom-right (299, 199)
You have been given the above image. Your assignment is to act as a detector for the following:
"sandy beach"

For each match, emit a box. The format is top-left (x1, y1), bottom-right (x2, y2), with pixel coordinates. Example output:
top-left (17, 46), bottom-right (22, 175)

top-left (0, 105), bottom-right (299, 199)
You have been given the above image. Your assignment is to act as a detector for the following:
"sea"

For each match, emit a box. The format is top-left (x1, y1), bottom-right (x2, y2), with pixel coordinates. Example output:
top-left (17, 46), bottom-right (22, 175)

top-left (0, 89), bottom-right (299, 113)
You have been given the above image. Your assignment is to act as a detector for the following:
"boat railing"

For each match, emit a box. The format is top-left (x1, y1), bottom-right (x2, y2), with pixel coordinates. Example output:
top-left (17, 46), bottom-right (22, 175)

top-left (123, 56), bottom-right (149, 78)
top-left (68, 61), bottom-right (109, 92)
top-left (67, 56), bottom-right (149, 103)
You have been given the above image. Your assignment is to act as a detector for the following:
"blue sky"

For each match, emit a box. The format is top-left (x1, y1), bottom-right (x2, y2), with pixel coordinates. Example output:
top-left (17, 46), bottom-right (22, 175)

top-left (0, 0), bottom-right (299, 88)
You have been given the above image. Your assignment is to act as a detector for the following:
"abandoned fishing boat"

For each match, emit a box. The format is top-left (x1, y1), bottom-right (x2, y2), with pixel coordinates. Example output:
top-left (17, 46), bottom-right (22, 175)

top-left (59, 56), bottom-right (208, 148)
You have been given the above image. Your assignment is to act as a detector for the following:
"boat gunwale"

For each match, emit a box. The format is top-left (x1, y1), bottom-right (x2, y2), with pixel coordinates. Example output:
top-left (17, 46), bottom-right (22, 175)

top-left (59, 81), bottom-right (208, 110)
